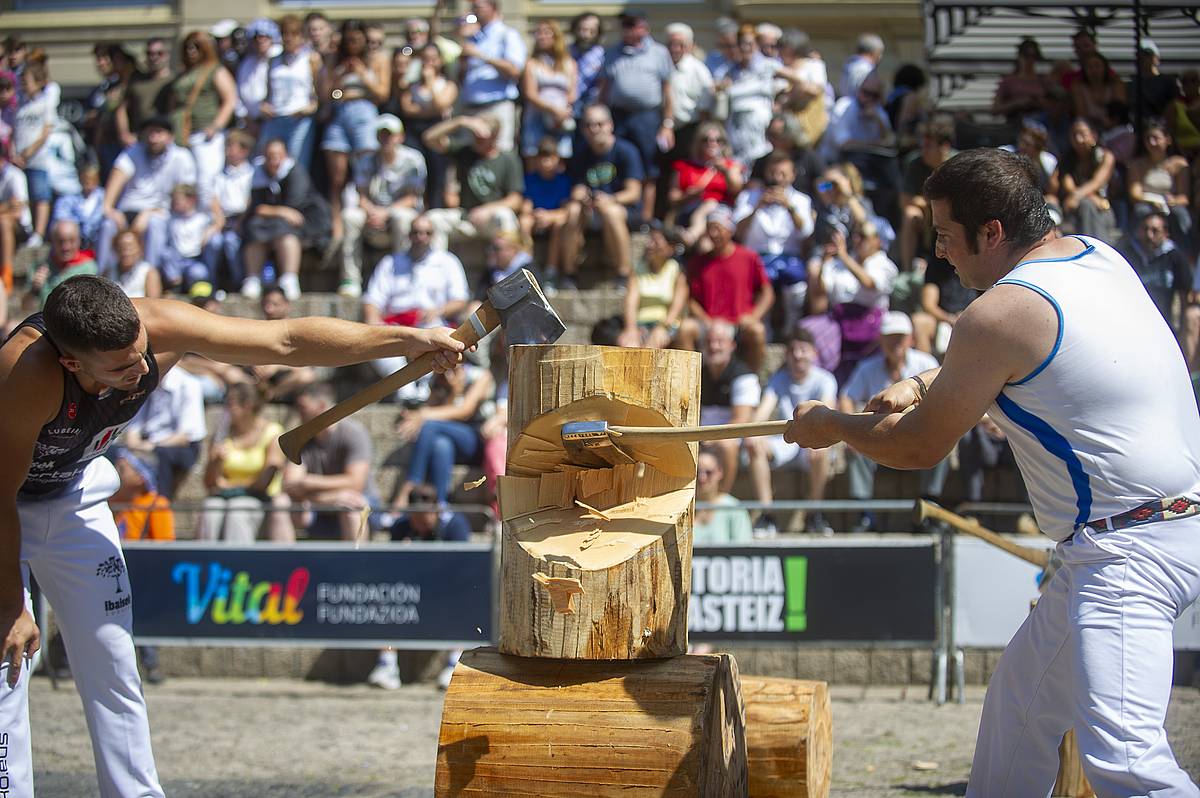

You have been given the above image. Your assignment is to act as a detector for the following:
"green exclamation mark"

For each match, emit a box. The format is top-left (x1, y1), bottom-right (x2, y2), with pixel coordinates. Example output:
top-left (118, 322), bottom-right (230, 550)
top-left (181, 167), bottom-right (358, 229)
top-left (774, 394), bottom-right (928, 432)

top-left (784, 556), bottom-right (808, 631)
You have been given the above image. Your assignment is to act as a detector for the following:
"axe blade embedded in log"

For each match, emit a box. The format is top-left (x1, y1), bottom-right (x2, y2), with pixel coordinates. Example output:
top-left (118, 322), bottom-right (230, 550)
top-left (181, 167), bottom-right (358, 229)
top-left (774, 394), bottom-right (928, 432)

top-left (279, 268), bottom-right (563, 464)
top-left (560, 419), bottom-right (792, 467)
top-left (915, 499), bottom-right (1052, 569)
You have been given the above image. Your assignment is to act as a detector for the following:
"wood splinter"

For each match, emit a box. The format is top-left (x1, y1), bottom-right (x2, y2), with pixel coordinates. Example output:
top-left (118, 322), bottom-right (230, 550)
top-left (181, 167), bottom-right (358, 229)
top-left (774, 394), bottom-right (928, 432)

top-left (532, 573), bottom-right (586, 614)
top-left (462, 476), bottom-right (487, 491)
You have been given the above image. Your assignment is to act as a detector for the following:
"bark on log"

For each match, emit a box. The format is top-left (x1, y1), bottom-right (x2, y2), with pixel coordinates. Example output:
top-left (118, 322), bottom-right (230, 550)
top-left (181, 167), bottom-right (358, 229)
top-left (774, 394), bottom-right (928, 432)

top-left (435, 647), bottom-right (748, 797)
top-left (1054, 729), bottom-right (1095, 798)
top-left (741, 677), bottom-right (832, 798)
top-left (498, 345), bottom-right (701, 659)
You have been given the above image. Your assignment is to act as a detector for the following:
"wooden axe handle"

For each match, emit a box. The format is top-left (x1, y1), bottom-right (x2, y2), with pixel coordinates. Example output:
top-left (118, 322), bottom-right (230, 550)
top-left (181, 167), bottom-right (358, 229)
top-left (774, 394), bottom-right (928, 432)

top-left (610, 419), bottom-right (791, 444)
top-left (916, 500), bottom-right (1051, 568)
top-left (279, 302), bottom-right (501, 464)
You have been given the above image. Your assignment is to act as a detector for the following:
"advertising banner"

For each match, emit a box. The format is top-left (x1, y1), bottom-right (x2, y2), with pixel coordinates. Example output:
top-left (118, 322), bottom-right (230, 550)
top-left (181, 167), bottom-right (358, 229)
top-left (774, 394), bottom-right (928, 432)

top-left (124, 542), bottom-right (494, 649)
top-left (689, 539), bottom-right (938, 643)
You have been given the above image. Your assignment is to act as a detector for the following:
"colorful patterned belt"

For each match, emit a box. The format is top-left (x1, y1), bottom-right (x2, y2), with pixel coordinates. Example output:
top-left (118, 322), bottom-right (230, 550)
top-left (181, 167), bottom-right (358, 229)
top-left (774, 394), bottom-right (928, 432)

top-left (1089, 496), bottom-right (1200, 532)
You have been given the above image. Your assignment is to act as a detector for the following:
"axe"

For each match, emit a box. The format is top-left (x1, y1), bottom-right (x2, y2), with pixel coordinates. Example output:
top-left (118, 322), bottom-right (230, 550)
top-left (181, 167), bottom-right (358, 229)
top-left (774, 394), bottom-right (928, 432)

top-left (915, 500), bottom-right (1051, 569)
top-left (279, 268), bottom-right (564, 464)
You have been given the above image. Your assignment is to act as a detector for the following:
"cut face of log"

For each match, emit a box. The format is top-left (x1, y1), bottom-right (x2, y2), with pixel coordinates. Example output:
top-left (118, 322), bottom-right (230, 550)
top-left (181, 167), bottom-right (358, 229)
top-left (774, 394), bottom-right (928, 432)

top-left (741, 677), bottom-right (833, 798)
top-left (436, 647), bottom-right (748, 798)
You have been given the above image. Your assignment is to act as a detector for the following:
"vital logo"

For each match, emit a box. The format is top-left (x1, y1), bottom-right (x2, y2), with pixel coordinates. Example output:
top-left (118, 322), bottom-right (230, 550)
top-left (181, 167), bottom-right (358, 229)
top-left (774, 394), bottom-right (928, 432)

top-left (172, 562), bottom-right (308, 625)
top-left (689, 555), bottom-right (808, 634)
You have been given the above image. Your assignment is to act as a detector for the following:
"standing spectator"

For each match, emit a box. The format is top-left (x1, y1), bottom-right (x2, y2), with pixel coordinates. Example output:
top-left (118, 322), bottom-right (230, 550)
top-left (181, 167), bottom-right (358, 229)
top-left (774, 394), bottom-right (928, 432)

top-left (206, 129), bottom-right (254, 291)
top-left (618, 222), bottom-right (687, 349)
top-left (304, 13), bottom-right (338, 58)
top-left (520, 20), bottom-right (577, 164)
top-left (1129, 40), bottom-right (1178, 119)
top-left (116, 38), bottom-right (174, 149)
top-left (51, 163), bottom-right (106, 251)
top-left (234, 18), bottom-right (281, 137)
top-left (704, 18), bottom-right (739, 79)
top-left (1166, 70), bottom-right (1200, 158)
top-left (320, 19), bottom-right (391, 243)
top-left (422, 115), bottom-right (523, 249)
top-left (679, 208), bottom-right (774, 371)
top-left (248, 285), bottom-right (320, 404)
top-left (24, 220), bottom-right (98, 310)
top-left (839, 312), bottom-right (946, 532)
top-left (1117, 212), bottom-right (1191, 328)
top-left (1059, 117), bottom-right (1117, 240)
top-left (839, 33), bottom-right (884, 98)
top-left (124, 366), bottom-right (207, 501)
top-left (365, 23), bottom-right (386, 60)
top-left (774, 29), bottom-right (831, 151)
top-left (283, 383), bottom-right (375, 541)
top-left (558, 103), bottom-right (643, 286)
top-left (1071, 52), bottom-right (1126, 127)
top-left (339, 114), bottom-right (427, 298)
top-left (713, 24), bottom-right (776, 169)
top-left (0, 70), bottom-right (16, 153)
top-left (160, 184), bottom-right (215, 292)
top-left (668, 121), bottom-right (743, 248)
top-left (664, 23), bottom-right (714, 166)
top-left (398, 44), bottom-right (458, 210)
top-left (1127, 120), bottom-right (1191, 251)
top-left (600, 8), bottom-right (673, 221)
top-left (401, 5), bottom-right (463, 81)
top-left (697, 320), bottom-right (761, 493)
top-left (167, 32), bottom-right (237, 204)
top-left (756, 24), bottom-right (783, 63)
top-left (259, 16), bottom-right (321, 171)
top-left (13, 54), bottom-right (56, 248)
top-left (993, 38), bottom-right (1050, 125)
top-left (241, 138), bottom-right (331, 300)
top-left (520, 137), bottom-right (572, 263)
top-left (744, 328), bottom-right (837, 536)
top-left (692, 445), bottom-right (753, 544)
top-left (111, 230), bottom-right (163, 299)
top-left (0, 146), bottom-right (30, 293)
top-left (199, 383), bottom-right (293, 543)
top-left (209, 19), bottom-right (244, 73)
top-left (84, 44), bottom-right (135, 178)
top-left (458, 0), bottom-right (527, 153)
top-left (569, 13), bottom-right (605, 112)
top-left (390, 483), bottom-right (470, 542)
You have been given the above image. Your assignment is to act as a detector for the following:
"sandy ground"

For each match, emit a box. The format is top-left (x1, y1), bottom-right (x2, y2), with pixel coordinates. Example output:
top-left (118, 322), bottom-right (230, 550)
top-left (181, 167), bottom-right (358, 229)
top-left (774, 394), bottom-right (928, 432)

top-left (28, 677), bottom-right (1200, 797)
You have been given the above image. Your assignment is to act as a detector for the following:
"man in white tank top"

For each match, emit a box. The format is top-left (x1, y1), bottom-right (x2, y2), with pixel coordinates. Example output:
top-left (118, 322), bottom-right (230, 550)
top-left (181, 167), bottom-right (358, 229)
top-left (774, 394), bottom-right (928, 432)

top-left (786, 148), bottom-right (1200, 796)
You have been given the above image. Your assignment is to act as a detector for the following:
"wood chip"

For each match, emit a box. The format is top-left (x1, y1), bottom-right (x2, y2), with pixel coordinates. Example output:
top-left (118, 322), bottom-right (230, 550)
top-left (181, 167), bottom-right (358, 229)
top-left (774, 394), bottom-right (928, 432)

top-left (911, 760), bottom-right (939, 771)
top-left (353, 505), bottom-right (370, 550)
top-left (462, 476), bottom-right (487, 491)
top-left (574, 499), bottom-right (611, 520)
top-left (532, 573), bottom-right (585, 614)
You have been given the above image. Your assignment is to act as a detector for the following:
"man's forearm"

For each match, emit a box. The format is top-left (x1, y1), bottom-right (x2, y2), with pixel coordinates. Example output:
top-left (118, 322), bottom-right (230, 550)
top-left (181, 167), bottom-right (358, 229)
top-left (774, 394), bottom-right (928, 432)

top-left (278, 317), bottom-right (439, 365)
top-left (301, 472), bottom-right (366, 494)
top-left (820, 408), bottom-right (930, 470)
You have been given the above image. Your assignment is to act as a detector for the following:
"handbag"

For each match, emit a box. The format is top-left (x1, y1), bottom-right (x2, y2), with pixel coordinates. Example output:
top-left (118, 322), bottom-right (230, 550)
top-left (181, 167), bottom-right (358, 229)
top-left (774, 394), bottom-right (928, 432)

top-left (175, 63), bottom-right (218, 144)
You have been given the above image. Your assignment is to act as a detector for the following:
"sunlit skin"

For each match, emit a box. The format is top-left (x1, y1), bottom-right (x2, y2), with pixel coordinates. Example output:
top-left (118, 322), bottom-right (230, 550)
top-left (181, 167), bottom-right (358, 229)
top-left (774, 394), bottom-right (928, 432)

top-left (58, 325), bottom-right (152, 394)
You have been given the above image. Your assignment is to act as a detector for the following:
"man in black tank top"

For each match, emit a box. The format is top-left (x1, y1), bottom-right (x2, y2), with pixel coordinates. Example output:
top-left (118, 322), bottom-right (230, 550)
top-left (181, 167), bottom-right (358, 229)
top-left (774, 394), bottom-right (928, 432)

top-left (0, 275), bottom-right (464, 796)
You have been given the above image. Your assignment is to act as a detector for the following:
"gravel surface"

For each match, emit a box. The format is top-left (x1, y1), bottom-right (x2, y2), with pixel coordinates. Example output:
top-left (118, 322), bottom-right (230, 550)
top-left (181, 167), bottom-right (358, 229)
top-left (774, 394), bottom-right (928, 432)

top-left (29, 677), bottom-right (1200, 797)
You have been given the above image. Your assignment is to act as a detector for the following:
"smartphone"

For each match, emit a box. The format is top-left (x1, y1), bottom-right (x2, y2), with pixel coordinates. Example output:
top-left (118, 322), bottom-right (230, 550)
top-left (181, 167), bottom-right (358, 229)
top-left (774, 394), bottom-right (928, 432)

top-left (817, 180), bottom-right (834, 193)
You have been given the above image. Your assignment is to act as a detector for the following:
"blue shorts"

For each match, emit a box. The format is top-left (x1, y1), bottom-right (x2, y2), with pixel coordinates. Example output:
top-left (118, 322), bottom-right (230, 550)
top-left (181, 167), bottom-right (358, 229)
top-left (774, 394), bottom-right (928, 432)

top-left (24, 168), bottom-right (51, 203)
top-left (321, 99), bottom-right (380, 154)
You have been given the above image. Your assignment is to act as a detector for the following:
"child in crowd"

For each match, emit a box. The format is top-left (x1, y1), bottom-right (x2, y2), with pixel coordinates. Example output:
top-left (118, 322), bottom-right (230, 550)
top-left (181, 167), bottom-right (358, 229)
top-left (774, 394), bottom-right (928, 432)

top-left (161, 184), bottom-right (215, 291)
top-left (207, 129), bottom-right (254, 290)
top-left (51, 163), bottom-right (105, 250)
top-left (520, 137), bottom-right (571, 278)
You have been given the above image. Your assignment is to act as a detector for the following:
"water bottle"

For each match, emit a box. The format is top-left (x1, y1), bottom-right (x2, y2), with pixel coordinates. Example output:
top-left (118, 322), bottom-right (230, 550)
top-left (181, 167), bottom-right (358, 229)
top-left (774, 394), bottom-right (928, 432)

top-left (262, 261), bottom-right (276, 285)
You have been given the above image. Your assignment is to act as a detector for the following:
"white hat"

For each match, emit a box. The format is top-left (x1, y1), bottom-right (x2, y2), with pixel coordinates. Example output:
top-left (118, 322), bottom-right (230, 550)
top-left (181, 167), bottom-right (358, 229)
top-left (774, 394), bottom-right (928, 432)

top-left (375, 114), bottom-right (403, 135)
top-left (880, 311), bottom-right (913, 337)
top-left (210, 18), bottom-right (239, 39)
top-left (1139, 39), bottom-right (1160, 57)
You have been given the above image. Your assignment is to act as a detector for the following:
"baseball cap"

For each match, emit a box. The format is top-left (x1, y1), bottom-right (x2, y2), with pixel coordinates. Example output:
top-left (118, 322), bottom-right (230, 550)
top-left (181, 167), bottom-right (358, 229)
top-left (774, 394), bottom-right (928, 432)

top-left (880, 311), bottom-right (913, 337)
top-left (375, 114), bottom-right (403, 135)
top-left (210, 18), bottom-right (239, 39)
top-left (620, 7), bottom-right (649, 21)
top-left (1139, 39), bottom-right (1160, 57)
top-left (706, 206), bottom-right (736, 232)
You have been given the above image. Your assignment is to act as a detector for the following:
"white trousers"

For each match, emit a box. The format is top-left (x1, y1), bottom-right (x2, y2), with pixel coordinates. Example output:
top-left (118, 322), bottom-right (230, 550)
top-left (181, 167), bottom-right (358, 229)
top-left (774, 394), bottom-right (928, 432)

top-left (2, 458), bottom-right (164, 797)
top-left (423, 206), bottom-right (518, 253)
top-left (340, 205), bottom-right (419, 289)
top-left (968, 513), bottom-right (1200, 797)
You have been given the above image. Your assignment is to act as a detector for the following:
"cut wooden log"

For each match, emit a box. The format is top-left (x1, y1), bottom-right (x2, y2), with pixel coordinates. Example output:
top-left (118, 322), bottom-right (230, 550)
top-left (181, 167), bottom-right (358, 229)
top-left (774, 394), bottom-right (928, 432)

top-left (499, 345), bottom-right (702, 659)
top-left (435, 647), bottom-right (748, 797)
top-left (740, 677), bottom-right (832, 798)
top-left (1053, 729), bottom-right (1095, 798)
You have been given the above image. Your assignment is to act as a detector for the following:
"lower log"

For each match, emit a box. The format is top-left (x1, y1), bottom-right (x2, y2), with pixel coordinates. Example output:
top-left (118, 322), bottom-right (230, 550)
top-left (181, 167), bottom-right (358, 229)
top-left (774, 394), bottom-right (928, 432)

top-left (435, 647), bottom-right (747, 797)
top-left (741, 676), bottom-right (833, 798)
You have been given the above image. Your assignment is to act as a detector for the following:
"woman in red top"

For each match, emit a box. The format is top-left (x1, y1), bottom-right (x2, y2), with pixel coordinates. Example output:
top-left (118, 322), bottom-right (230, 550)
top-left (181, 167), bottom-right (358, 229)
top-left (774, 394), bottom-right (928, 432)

top-left (668, 121), bottom-right (744, 249)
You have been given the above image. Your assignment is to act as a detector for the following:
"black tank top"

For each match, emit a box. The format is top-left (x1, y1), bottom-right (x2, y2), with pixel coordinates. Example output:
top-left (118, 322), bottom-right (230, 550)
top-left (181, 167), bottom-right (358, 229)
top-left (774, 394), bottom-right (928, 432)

top-left (8, 313), bottom-right (160, 500)
top-left (700, 357), bottom-right (755, 409)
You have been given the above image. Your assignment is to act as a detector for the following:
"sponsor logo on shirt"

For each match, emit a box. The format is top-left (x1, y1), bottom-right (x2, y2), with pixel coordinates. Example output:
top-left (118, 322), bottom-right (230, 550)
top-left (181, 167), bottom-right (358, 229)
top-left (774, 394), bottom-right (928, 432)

top-left (80, 423), bottom-right (127, 462)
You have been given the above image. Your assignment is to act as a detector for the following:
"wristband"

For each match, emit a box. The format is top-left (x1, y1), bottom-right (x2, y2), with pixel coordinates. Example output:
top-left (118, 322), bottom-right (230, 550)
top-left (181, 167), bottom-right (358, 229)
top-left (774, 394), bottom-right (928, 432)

top-left (910, 374), bottom-right (928, 400)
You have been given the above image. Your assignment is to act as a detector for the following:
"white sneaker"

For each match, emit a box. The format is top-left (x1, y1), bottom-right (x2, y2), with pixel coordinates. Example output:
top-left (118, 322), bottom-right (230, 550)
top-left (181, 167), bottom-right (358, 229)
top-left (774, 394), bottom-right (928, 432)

top-left (437, 664), bottom-right (456, 691)
top-left (337, 279), bottom-right (361, 298)
top-left (367, 662), bottom-right (401, 690)
top-left (240, 275), bottom-right (262, 300)
top-left (278, 273), bottom-right (301, 301)
top-left (24, 232), bottom-right (43, 249)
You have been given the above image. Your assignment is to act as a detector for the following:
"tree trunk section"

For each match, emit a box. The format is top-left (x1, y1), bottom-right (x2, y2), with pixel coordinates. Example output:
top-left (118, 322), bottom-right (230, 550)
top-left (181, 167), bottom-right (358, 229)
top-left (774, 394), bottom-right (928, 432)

top-left (741, 677), bottom-right (832, 798)
top-left (436, 647), bottom-right (748, 797)
top-left (498, 344), bottom-right (702, 659)
top-left (1053, 729), bottom-right (1095, 798)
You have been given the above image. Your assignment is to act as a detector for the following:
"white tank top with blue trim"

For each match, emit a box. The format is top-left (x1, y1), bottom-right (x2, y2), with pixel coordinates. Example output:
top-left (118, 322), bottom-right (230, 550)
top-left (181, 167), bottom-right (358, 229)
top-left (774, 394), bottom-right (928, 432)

top-left (987, 235), bottom-right (1200, 541)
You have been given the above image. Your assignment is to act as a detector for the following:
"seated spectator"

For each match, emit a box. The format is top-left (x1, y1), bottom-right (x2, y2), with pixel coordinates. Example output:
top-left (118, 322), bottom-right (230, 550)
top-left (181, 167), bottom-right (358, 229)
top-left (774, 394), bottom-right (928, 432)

top-left (1129, 40), bottom-right (1179, 120)
top-left (898, 116), bottom-right (956, 272)
top-left (678, 208), bottom-right (773, 372)
top-left (744, 328), bottom-right (837, 536)
top-left (519, 136), bottom-right (571, 262)
top-left (422, 115), bottom-right (522, 250)
top-left (206, 129), bottom-right (255, 291)
top-left (0, 146), bottom-right (30, 293)
top-left (1166, 70), bottom-right (1200, 159)
top-left (668, 121), bottom-right (744, 248)
top-left (0, 70), bottom-right (16, 153)
top-left (475, 229), bottom-right (541, 300)
top-left (198, 383), bottom-right (293, 543)
top-left (884, 64), bottom-right (930, 155)
top-left (97, 116), bottom-right (197, 276)
top-left (992, 38), bottom-right (1050, 126)
top-left (823, 69), bottom-right (895, 165)
top-left (111, 230), bottom-right (162, 298)
top-left (1128, 120), bottom-right (1191, 252)
top-left (807, 222), bottom-right (897, 384)
top-left (697, 320), bottom-right (761, 493)
top-left (397, 43), bottom-right (458, 210)
top-left (1100, 100), bottom-right (1136, 164)
top-left (712, 24), bottom-right (776, 169)
top-left (693, 445), bottom-right (752, 544)
top-left (123, 365), bottom-right (206, 500)
top-left (166, 32), bottom-right (237, 205)
top-left (160, 184), bottom-right (216, 292)
top-left (259, 15), bottom-right (321, 171)
top-left (340, 114), bottom-right (427, 298)
top-left (390, 362), bottom-right (495, 507)
top-left (1001, 121), bottom-right (1061, 223)
top-left (13, 54), bottom-right (56, 248)
top-left (1071, 52), bottom-right (1126, 128)
top-left (839, 312), bottom-right (946, 532)
top-left (252, 285), bottom-right (320, 402)
top-left (1058, 117), bottom-right (1117, 240)
top-left (750, 116), bottom-right (827, 200)
top-left (733, 152), bottom-right (815, 327)
top-left (958, 416), bottom-right (1019, 505)
top-left (390, 482), bottom-right (471, 542)
top-left (558, 103), bottom-right (643, 286)
top-left (283, 383), bottom-right (375, 541)
top-left (913, 240), bottom-right (979, 356)
top-left (51, 162), bottom-right (105, 251)
top-left (773, 29), bottom-right (831, 152)
top-left (241, 138), bottom-right (331, 301)
top-left (838, 33), bottom-right (884, 98)
top-left (812, 163), bottom-right (892, 252)
top-left (617, 222), bottom-right (687, 349)
top-left (24, 219), bottom-right (97, 310)
top-left (520, 20), bottom-right (576, 164)
top-left (1118, 211), bottom-right (1190, 328)
top-left (663, 23), bottom-right (714, 172)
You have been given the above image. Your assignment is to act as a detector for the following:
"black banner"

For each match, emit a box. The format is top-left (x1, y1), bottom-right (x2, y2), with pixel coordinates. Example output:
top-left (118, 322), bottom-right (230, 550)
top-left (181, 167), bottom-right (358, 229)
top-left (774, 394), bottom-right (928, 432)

top-left (124, 543), bottom-right (494, 648)
top-left (689, 544), bottom-right (938, 643)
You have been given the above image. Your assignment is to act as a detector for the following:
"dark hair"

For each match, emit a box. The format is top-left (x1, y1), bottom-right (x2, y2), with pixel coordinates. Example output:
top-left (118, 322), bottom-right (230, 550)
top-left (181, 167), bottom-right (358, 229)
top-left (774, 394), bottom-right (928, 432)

top-left (337, 19), bottom-right (369, 62)
top-left (571, 11), bottom-right (601, 35)
top-left (892, 63), bottom-right (926, 91)
top-left (785, 327), bottom-right (816, 347)
top-left (590, 315), bottom-right (624, 346)
top-left (920, 114), bottom-right (956, 147)
top-left (923, 148), bottom-right (1053, 252)
top-left (44, 276), bottom-right (141, 355)
top-left (296, 381), bottom-right (336, 405)
top-left (261, 284), bottom-right (287, 303)
top-left (225, 382), bottom-right (266, 412)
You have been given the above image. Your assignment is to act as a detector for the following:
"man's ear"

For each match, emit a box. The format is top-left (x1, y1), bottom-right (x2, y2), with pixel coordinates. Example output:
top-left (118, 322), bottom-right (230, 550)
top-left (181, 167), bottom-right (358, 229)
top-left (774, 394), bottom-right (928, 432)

top-left (58, 355), bottom-right (83, 373)
top-left (982, 219), bottom-right (1006, 252)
